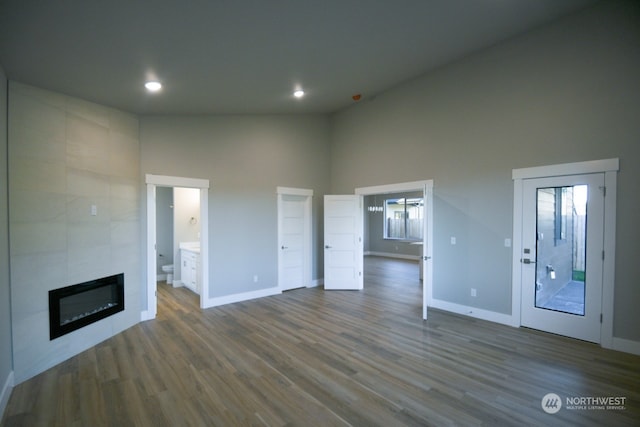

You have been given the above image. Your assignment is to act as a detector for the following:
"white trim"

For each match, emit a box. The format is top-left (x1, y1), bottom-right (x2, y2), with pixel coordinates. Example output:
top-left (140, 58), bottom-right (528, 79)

top-left (0, 371), bottom-right (14, 420)
top-left (310, 278), bottom-right (323, 288)
top-left (145, 184), bottom-right (157, 320)
top-left (512, 158), bottom-right (619, 180)
top-left (277, 186), bottom-right (313, 197)
top-left (356, 180), bottom-right (434, 320)
top-left (601, 169), bottom-right (617, 349)
top-left (201, 287), bottom-right (281, 308)
top-left (146, 174), bottom-right (210, 189)
top-left (365, 251), bottom-right (420, 261)
top-left (355, 180), bottom-right (430, 195)
top-left (512, 159), bottom-right (619, 345)
top-left (430, 298), bottom-right (514, 326)
top-left (612, 337), bottom-right (640, 356)
top-left (510, 178), bottom-right (524, 327)
top-left (199, 187), bottom-right (210, 308)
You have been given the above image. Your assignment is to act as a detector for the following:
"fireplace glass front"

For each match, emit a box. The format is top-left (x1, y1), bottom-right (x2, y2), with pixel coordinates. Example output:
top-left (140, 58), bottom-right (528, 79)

top-left (49, 273), bottom-right (124, 340)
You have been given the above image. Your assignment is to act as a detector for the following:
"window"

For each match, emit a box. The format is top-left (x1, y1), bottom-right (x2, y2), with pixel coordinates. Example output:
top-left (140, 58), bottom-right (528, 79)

top-left (384, 197), bottom-right (423, 240)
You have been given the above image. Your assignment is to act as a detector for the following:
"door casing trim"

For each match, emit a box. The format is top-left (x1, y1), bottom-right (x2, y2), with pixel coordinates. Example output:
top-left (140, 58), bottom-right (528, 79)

top-left (512, 159), bottom-right (618, 348)
top-left (143, 174), bottom-right (210, 320)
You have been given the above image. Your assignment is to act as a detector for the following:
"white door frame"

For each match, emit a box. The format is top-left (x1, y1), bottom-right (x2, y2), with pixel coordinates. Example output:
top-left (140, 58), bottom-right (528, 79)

top-left (143, 174), bottom-right (210, 320)
top-left (356, 180), bottom-right (434, 320)
top-left (277, 187), bottom-right (313, 290)
top-left (512, 159), bottom-right (618, 348)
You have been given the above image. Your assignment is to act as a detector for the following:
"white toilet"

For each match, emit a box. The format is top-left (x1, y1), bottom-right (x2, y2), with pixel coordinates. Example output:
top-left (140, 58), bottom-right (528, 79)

top-left (161, 264), bottom-right (174, 284)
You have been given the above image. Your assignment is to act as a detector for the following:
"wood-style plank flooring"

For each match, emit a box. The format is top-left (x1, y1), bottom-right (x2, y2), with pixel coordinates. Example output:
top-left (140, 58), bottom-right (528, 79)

top-left (3, 256), bottom-right (639, 426)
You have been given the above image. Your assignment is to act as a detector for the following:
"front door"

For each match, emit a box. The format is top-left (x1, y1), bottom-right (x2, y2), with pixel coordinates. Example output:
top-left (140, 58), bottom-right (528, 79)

top-left (520, 173), bottom-right (605, 343)
top-left (324, 195), bottom-right (363, 290)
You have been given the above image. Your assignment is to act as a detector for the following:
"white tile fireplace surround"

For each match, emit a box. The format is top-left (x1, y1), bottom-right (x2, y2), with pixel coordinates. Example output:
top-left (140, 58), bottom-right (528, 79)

top-left (8, 83), bottom-right (142, 383)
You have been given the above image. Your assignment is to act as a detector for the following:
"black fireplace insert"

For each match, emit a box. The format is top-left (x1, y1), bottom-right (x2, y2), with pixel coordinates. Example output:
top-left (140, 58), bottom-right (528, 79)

top-left (49, 273), bottom-right (124, 340)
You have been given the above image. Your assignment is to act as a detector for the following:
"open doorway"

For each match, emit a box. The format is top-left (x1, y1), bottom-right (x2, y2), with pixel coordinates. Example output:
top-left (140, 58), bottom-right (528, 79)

top-left (156, 186), bottom-right (201, 292)
top-left (356, 180), bottom-right (433, 319)
top-left (144, 174), bottom-right (210, 320)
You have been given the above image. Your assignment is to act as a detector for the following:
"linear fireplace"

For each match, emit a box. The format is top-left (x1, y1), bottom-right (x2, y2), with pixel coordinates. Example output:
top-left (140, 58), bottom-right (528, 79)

top-left (49, 273), bottom-right (125, 340)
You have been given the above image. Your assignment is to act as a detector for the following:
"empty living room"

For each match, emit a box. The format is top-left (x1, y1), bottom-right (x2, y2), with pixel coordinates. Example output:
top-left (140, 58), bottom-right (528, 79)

top-left (1, 1), bottom-right (639, 425)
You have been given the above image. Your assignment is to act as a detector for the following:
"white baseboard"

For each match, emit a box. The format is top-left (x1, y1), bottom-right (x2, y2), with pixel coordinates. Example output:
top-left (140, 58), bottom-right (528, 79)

top-left (140, 310), bottom-right (153, 321)
top-left (612, 337), bottom-right (640, 356)
top-left (0, 370), bottom-right (14, 421)
top-left (429, 298), bottom-right (514, 326)
top-left (365, 251), bottom-right (420, 261)
top-left (308, 278), bottom-right (323, 288)
top-left (202, 287), bottom-right (281, 309)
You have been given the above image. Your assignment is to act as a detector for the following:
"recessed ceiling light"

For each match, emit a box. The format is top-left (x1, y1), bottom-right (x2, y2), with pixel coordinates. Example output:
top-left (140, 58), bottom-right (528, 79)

top-left (145, 81), bottom-right (162, 92)
top-left (293, 90), bottom-right (305, 98)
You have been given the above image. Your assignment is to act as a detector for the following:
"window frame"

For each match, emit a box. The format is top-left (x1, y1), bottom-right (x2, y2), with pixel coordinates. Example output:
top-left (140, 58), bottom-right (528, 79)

top-left (383, 197), bottom-right (424, 241)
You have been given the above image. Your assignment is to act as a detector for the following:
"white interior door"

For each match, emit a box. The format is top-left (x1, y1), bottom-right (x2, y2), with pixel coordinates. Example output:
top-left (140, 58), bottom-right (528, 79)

top-left (278, 189), bottom-right (312, 291)
top-left (422, 182), bottom-right (433, 320)
top-left (324, 195), bottom-right (363, 290)
top-left (520, 173), bottom-right (604, 343)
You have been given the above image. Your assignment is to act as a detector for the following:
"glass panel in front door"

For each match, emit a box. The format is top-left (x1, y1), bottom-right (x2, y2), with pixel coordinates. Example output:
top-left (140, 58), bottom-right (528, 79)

top-left (535, 185), bottom-right (588, 316)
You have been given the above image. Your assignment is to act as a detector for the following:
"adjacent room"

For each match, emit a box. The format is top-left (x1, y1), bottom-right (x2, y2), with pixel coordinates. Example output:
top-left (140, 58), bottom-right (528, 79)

top-left (0, 0), bottom-right (639, 425)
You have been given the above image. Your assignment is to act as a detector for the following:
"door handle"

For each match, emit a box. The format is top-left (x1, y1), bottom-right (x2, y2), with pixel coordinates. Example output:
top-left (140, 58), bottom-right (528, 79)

top-left (281, 246), bottom-right (288, 250)
top-left (325, 245), bottom-right (332, 249)
top-left (521, 258), bottom-right (536, 264)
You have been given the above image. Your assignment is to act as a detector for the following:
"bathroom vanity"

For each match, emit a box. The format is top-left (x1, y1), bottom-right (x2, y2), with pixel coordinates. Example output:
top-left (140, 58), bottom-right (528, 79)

top-left (180, 242), bottom-right (201, 295)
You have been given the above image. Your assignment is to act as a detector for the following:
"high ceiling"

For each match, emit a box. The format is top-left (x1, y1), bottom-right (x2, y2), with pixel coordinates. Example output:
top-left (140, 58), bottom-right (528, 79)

top-left (0, 0), bottom-right (598, 115)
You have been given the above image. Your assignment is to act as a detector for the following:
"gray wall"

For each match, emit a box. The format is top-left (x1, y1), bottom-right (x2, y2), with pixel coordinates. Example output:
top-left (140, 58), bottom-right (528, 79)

top-left (8, 82), bottom-right (142, 382)
top-left (330, 1), bottom-right (640, 340)
top-left (140, 115), bottom-right (331, 300)
top-left (0, 66), bottom-right (13, 402)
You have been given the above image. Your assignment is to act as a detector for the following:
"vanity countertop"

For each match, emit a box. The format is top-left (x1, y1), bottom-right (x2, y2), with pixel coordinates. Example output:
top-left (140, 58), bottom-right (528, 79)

top-left (179, 241), bottom-right (200, 253)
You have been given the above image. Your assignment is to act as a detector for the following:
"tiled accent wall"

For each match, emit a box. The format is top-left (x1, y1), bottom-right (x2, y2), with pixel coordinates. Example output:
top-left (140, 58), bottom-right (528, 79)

top-left (8, 82), bottom-right (141, 383)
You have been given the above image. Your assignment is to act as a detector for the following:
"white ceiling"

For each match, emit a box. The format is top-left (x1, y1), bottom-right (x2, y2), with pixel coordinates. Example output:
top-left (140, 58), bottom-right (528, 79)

top-left (0, 0), bottom-right (598, 115)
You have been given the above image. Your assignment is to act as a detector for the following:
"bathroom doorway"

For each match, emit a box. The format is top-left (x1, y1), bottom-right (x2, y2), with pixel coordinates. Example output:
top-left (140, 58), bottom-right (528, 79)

top-left (144, 174), bottom-right (210, 320)
top-left (156, 187), bottom-right (201, 290)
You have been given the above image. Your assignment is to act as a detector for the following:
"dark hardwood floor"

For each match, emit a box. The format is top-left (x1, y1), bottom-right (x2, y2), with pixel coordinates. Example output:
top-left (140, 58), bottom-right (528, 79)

top-left (2, 256), bottom-right (639, 426)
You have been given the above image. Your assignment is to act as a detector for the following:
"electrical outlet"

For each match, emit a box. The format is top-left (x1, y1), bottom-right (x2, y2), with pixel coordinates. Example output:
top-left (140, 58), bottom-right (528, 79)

top-left (504, 238), bottom-right (511, 247)
top-left (253, 275), bottom-right (258, 283)
top-left (450, 236), bottom-right (456, 245)
top-left (471, 288), bottom-right (477, 297)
